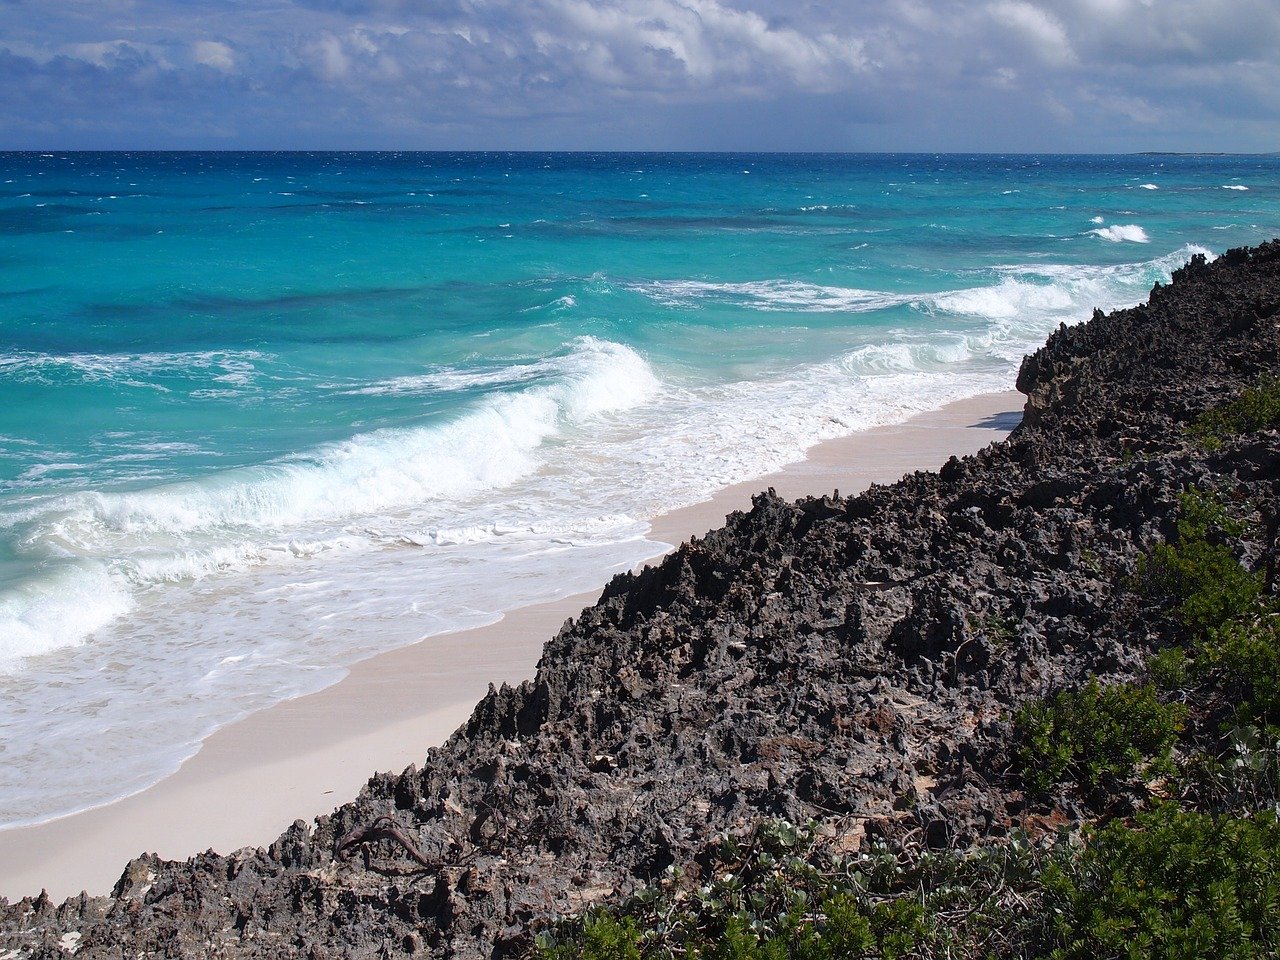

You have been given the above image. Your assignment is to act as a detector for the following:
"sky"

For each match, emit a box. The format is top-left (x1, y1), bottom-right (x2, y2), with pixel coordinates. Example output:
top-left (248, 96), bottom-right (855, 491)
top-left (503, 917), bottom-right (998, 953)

top-left (0, 0), bottom-right (1277, 152)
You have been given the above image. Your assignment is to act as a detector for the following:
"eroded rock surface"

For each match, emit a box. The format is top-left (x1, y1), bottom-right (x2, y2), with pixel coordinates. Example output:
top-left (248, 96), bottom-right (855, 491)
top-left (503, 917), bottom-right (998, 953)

top-left (3, 241), bottom-right (1279, 958)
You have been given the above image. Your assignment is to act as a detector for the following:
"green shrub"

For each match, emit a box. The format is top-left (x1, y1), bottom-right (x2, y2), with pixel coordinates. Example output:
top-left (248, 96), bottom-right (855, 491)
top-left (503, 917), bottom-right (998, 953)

top-left (1013, 680), bottom-right (1185, 797)
top-left (1149, 646), bottom-right (1190, 690)
top-left (1190, 374), bottom-right (1280, 449)
top-left (1179, 725), bottom-right (1280, 816)
top-left (536, 821), bottom-right (1038, 960)
top-left (806, 894), bottom-right (874, 958)
top-left (1140, 489), bottom-right (1277, 731)
top-left (539, 810), bottom-right (1280, 960)
top-left (1141, 490), bottom-right (1262, 637)
top-left (1146, 538), bottom-right (1262, 637)
top-left (538, 914), bottom-right (643, 960)
top-left (1198, 617), bottom-right (1280, 728)
top-left (1042, 805), bottom-right (1280, 959)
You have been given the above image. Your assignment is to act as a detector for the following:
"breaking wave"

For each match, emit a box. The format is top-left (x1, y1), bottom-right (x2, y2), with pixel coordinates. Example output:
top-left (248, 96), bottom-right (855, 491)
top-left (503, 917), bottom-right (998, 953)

top-left (1089, 224), bottom-right (1150, 243)
top-left (0, 337), bottom-right (660, 667)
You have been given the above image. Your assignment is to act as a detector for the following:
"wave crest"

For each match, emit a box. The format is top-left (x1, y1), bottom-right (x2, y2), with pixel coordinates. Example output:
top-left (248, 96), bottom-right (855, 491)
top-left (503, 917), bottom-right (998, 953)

top-left (1089, 224), bottom-right (1150, 243)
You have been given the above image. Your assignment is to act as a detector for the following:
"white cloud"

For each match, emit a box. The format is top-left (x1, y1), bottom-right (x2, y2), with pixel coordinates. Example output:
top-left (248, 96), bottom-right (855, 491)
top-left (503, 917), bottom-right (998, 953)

top-left (64, 39), bottom-right (169, 69)
top-left (192, 40), bottom-right (235, 73)
top-left (1076, 85), bottom-right (1166, 125)
top-left (524, 0), bottom-right (868, 94)
top-left (988, 1), bottom-right (1076, 66)
top-left (307, 33), bottom-right (351, 80)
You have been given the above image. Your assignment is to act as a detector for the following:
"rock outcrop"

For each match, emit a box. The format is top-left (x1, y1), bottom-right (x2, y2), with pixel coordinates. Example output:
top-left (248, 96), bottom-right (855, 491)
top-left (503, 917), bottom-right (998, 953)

top-left (3, 241), bottom-right (1279, 958)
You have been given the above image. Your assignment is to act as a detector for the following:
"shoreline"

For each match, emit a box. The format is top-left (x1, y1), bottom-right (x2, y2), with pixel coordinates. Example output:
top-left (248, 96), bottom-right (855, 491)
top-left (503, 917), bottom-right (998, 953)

top-left (0, 388), bottom-right (1023, 902)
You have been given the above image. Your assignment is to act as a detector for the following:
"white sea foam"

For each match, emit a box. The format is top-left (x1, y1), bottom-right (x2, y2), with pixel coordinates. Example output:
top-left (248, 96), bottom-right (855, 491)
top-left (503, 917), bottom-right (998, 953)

top-left (0, 562), bottom-right (132, 666)
top-left (24, 340), bottom-right (654, 542)
top-left (0, 337), bottom-right (659, 669)
top-left (375, 514), bottom-right (642, 549)
top-left (631, 278), bottom-right (912, 313)
top-left (1222, 184), bottom-right (1250, 191)
top-left (345, 362), bottom-right (551, 396)
top-left (929, 278), bottom-right (1075, 321)
top-left (927, 247), bottom-right (1208, 332)
top-left (0, 350), bottom-right (266, 387)
top-left (1139, 184), bottom-right (1159, 190)
top-left (1089, 224), bottom-right (1150, 243)
top-left (634, 247), bottom-right (1204, 341)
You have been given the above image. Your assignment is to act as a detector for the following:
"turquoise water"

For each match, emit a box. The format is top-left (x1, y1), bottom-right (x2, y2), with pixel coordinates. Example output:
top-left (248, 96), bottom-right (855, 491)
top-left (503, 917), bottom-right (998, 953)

top-left (1, 152), bottom-right (1277, 826)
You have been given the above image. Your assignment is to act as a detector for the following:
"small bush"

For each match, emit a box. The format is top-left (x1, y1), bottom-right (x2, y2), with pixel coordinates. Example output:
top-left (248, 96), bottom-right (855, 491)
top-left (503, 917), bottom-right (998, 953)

top-left (1148, 645), bottom-right (1190, 690)
top-left (538, 914), bottom-right (643, 960)
top-left (1013, 681), bottom-right (1184, 798)
top-left (1146, 539), bottom-right (1262, 636)
top-left (1190, 374), bottom-right (1280, 449)
top-left (1198, 617), bottom-right (1280, 728)
top-left (536, 821), bottom-right (1045, 960)
top-left (797, 895), bottom-right (875, 959)
top-left (1140, 490), bottom-right (1262, 637)
top-left (1042, 805), bottom-right (1280, 959)
top-left (1179, 725), bottom-right (1280, 816)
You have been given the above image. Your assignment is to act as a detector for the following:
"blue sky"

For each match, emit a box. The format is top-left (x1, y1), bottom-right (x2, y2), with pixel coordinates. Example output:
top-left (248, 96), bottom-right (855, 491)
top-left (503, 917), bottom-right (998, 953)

top-left (1, 0), bottom-right (1277, 151)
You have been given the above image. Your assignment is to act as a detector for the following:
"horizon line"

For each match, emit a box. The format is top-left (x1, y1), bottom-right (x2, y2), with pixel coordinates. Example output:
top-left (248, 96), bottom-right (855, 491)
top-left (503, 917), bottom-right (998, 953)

top-left (3, 148), bottom-right (1278, 157)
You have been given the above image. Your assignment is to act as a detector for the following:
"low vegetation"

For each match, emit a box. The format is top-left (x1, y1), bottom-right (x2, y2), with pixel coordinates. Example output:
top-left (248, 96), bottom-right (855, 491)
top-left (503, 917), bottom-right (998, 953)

top-left (537, 820), bottom-right (1059, 960)
top-left (537, 806), bottom-right (1280, 959)
top-left (1011, 680), bottom-right (1183, 800)
top-left (1139, 489), bottom-right (1262, 638)
top-left (1041, 805), bottom-right (1280, 959)
top-left (1189, 374), bottom-right (1280, 449)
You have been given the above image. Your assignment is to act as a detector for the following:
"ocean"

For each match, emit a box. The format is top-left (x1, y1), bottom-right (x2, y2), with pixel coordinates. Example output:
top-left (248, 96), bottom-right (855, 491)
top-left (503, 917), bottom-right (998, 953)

top-left (1, 151), bottom-right (1276, 828)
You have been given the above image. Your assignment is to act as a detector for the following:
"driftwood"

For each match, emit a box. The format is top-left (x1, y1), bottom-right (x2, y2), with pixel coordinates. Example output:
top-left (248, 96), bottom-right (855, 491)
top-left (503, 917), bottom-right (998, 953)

top-left (333, 815), bottom-right (434, 869)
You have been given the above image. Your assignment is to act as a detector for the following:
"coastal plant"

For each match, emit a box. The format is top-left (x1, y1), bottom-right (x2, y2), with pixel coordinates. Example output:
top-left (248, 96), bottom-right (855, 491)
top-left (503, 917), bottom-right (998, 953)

top-left (968, 613), bottom-right (1018, 649)
top-left (536, 818), bottom-right (1071, 960)
top-left (567, 915), bottom-right (643, 960)
top-left (1189, 374), bottom-right (1280, 450)
top-left (1040, 805), bottom-right (1280, 959)
top-left (1139, 488), bottom-right (1278, 731)
top-left (1195, 616), bottom-right (1280, 728)
top-left (1012, 680), bottom-right (1184, 799)
top-left (537, 806), bottom-right (1280, 960)
top-left (1177, 725), bottom-right (1280, 816)
top-left (1140, 489), bottom-right (1262, 638)
top-left (1148, 645), bottom-right (1190, 691)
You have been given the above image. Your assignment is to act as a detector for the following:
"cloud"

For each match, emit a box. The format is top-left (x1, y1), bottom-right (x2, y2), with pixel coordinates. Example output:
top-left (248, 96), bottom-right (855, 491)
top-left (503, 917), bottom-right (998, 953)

top-left (0, 0), bottom-right (1275, 149)
top-left (538, 0), bottom-right (869, 92)
top-left (192, 40), bottom-right (236, 73)
top-left (1055, 0), bottom-right (1280, 67)
top-left (987, 1), bottom-right (1076, 66)
top-left (63, 39), bottom-right (171, 71)
top-left (304, 33), bottom-right (351, 80)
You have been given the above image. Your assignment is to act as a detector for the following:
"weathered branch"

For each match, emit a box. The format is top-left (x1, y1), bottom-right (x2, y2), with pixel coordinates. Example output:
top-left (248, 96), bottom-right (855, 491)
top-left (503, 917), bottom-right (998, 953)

top-left (333, 815), bottom-right (434, 869)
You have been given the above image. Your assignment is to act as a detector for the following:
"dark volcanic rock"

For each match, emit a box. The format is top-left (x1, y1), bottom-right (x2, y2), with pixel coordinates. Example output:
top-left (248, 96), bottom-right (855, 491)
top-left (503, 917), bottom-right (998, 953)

top-left (3, 241), bottom-right (1280, 958)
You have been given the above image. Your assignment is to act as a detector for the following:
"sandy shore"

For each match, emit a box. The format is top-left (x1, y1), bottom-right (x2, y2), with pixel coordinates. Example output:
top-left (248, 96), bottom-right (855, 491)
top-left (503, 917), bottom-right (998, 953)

top-left (0, 389), bottom-right (1023, 902)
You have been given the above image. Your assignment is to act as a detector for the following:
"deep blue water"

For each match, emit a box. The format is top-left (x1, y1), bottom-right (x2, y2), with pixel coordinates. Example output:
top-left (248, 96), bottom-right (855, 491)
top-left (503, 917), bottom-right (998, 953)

top-left (1, 151), bottom-right (1276, 825)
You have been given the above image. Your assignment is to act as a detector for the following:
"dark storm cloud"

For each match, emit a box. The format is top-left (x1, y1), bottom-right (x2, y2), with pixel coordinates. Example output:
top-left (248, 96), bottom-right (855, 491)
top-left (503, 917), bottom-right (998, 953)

top-left (0, 0), bottom-right (1275, 149)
